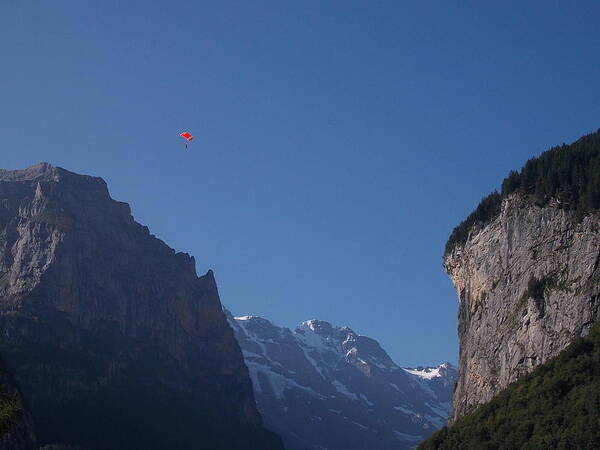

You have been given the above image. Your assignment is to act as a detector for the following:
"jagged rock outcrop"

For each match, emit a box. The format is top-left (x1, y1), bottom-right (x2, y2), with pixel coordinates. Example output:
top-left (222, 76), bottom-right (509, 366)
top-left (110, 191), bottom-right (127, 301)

top-left (0, 163), bottom-right (283, 449)
top-left (445, 194), bottom-right (600, 421)
top-left (0, 356), bottom-right (35, 450)
top-left (228, 312), bottom-right (457, 450)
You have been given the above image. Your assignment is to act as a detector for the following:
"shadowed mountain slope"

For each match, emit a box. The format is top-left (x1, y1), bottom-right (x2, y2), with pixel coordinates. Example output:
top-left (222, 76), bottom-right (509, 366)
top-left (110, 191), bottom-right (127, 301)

top-left (0, 163), bottom-right (282, 450)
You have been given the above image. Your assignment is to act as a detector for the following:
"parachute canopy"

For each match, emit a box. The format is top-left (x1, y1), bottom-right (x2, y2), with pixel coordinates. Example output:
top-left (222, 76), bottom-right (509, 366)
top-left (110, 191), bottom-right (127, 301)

top-left (180, 131), bottom-right (193, 142)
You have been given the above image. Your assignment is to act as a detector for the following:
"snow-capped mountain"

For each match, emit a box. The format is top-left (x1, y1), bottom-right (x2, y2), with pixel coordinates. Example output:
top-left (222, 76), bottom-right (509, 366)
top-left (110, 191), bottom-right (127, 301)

top-left (226, 312), bottom-right (456, 450)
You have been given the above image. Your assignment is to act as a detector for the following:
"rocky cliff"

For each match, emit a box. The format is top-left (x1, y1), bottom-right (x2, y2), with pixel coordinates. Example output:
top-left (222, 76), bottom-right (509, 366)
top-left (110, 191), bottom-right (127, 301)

top-left (444, 131), bottom-right (600, 421)
top-left (419, 320), bottom-right (600, 449)
top-left (0, 163), bottom-right (282, 449)
top-left (228, 312), bottom-right (456, 450)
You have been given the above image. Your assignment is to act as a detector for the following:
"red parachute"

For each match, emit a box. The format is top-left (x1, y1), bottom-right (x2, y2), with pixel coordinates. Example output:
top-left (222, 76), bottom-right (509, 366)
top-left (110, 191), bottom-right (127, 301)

top-left (180, 131), bottom-right (193, 149)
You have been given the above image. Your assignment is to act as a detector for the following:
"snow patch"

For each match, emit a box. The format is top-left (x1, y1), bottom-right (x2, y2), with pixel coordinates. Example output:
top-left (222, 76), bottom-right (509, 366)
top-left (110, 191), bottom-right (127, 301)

top-left (246, 360), bottom-right (325, 400)
top-left (352, 421), bottom-right (369, 430)
top-left (426, 402), bottom-right (451, 419)
top-left (403, 366), bottom-right (442, 380)
top-left (332, 380), bottom-right (358, 401)
top-left (360, 394), bottom-right (374, 406)
top-left (424, 413), bottom-right (445, 428)
top-left (393, 431), bottom-right (423, 442)
top-left (394, 405), bottom-right (415, 415)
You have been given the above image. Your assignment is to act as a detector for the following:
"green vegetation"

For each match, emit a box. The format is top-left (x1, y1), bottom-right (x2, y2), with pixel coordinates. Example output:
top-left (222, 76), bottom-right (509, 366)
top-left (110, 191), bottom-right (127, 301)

top-left (0, 385), bottom-right (19, 435)
top-left (445, 129), bottom-right (600, 255)
top-left (418, 321), bottom-right (600, 450)
top-left (521, 274), bottom-right (557, 314)
top-left (524, 275), bottom-right (547, 301)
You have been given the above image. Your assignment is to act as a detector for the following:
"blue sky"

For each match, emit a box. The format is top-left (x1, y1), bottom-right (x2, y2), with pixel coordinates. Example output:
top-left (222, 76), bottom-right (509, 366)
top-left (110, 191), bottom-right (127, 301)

top-left (2, 1), bottom-right (600, 366)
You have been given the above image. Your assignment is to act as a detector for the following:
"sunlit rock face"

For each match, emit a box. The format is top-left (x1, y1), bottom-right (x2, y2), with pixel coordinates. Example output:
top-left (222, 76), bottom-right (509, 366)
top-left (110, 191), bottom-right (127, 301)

top-left (445, 194), bottom-right (600, 421)
top-left (0, 163), bottom-right (283, 450)
top-left (228, 312), bottom-right (456, 450)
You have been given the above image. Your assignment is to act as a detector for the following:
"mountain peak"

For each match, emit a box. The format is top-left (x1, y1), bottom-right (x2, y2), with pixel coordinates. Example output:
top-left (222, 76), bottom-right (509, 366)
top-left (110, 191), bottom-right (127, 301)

top-left (0, 162), bottom-right (54, 181)
top-left (234, 315), bottom-right (276, 325)
top-left (0, 164), bottom-right (283, 449)
top-left (404, 363), bottom-right (456, 380)
top-left (297, 319), bottom-right (334, 335)
top-left (230, 312), bottom-right (456, 450)
top-left (297, 319), bottom-right (358, 338)
top-left (0, 163), bottom-right (111, 202)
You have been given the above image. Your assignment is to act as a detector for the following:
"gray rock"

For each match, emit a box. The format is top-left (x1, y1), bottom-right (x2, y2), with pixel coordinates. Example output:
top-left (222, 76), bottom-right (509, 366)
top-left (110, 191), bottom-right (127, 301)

top-left (445, 194), bottom-right (600, 421)
top-left (0, 163), bottom-right (282, 449)
top-left (228, 311), bottom-right (457, 450)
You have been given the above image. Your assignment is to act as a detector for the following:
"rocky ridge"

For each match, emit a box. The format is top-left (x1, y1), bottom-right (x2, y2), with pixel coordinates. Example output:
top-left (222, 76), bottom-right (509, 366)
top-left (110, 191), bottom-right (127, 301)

top-left (0, 163), bottom-right (282, 449)
top-left (228, 312), bottom-right (456, 450)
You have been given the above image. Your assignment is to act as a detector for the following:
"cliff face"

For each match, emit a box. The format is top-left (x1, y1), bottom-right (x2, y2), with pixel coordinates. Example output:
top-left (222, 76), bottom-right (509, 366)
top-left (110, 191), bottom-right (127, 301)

top-left (445, 194), bottom-right (600, 420)
top-left (419, 321), bottom-right (600, 449)
top-left (0, 163), bottom-right (282, 449)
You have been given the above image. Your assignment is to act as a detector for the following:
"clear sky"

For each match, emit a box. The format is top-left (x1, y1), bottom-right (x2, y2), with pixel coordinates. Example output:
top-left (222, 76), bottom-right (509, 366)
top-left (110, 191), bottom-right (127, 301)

top-left (2, 1), bottom-right (600, 366)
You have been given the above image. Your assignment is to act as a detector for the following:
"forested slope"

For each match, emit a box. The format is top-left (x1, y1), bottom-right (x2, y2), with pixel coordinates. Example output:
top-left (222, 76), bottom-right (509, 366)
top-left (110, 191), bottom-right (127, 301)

top-left (446, 129), bottom-right (600, 254)
top-left (419, 322), bottom-right (600, 449)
